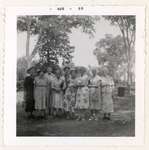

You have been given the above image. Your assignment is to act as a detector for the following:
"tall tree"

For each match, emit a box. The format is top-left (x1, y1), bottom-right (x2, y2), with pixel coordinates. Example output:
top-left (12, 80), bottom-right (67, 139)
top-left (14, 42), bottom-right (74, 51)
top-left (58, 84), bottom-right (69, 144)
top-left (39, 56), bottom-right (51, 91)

top-left (25, 16), bottom-right (31, 59)
top-left (17, 15), bottom-right (99, 66)
top-left (17, 16), bottom-right (39, 66)
top-left (94, 34), bottom-right (127, 80)
top-left (103, 16), bottom-right (135, 84)
top-left (35, 25), bottom-right (75, 65)
top-left (31, 15), bottom-right (99, 65)
top-left (17, 57), bottom-right (28, 80)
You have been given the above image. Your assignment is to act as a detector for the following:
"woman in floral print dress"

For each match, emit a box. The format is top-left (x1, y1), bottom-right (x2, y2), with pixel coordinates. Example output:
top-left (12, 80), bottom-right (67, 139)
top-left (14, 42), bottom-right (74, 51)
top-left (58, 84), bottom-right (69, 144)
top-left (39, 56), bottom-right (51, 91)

top-left (51, 68), bottom-right (65, 117)
top-left (63, 68), bottom-right (77, 119)
top-left (88, 69), bottom-right (102, 120)
top-left (34, 68), bottom-right (49, 118)
top-left (75, 68), bottom-right (90, 120)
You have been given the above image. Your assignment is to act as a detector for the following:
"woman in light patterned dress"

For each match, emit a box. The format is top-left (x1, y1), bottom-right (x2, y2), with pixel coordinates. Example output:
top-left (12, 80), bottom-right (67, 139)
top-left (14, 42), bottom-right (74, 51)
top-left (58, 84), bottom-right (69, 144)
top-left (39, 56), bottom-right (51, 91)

top-left (34, 68), bottom-right (49, 118)
top-left (75, 68), bottom-right (90, 121)
top-left (51, 68), bottom-right (65, 117)
top-left (44, 66), bottom-right (55, 116)
top-left (63, 68), bottom-right (77, 119)
top-left (101, 69), bottom-right (114, 120)
top-left (88, 69), bottom-right (102, 120)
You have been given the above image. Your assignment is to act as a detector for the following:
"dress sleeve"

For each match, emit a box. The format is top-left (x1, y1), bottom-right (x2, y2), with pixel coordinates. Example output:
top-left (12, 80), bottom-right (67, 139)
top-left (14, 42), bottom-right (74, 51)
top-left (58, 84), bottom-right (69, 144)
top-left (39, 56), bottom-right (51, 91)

top-left (46, 77), bottom-right (49, 85)
top-left (34, 77), bottom-right (37, 87)
top-left (24, 77), bottom-right (27, 90)
top-left (51, 78), bottom-right (55, 89)
top-left (110, 78), bottom-right (114, 90)
top-left (84, 75), bottom-right (89, 86)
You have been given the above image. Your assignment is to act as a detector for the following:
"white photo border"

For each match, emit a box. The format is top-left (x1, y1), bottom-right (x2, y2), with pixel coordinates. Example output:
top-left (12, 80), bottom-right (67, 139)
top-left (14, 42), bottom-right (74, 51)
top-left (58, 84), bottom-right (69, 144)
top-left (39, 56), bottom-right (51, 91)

top-left (4, 6), bottom-right (145, 146)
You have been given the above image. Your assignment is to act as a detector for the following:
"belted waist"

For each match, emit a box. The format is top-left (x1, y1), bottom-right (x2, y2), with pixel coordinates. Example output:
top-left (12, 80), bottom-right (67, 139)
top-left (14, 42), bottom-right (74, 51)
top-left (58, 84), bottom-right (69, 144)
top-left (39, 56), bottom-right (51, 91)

top-left (88, 85), bottom-right (98, 88)
top-left (102, 85), bottom-right (114, 88)
top-left (36, 85), bottom-right (48, 87)
top-left (77, 85), bottom-right (86, 88)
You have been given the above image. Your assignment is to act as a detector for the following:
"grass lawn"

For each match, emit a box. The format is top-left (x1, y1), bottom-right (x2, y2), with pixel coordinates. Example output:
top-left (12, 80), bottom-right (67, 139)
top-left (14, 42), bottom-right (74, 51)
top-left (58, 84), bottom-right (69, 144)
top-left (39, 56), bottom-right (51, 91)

top-left (17, 92), bottom-right (135, 136)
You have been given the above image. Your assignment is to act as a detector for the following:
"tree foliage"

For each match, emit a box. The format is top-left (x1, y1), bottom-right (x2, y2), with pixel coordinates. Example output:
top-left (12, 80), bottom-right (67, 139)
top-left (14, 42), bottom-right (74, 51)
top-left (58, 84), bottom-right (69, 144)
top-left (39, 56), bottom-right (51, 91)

top-left (103, 16), bottom-right (135, 49)
top-left (103, 16), bottom-right (135, 84)
top-left (17, 16), bottom-right (39, 35)
top-left (94, 34), bottom-right (127, 80)
top-left (17, 15), bottom-right (99, 66)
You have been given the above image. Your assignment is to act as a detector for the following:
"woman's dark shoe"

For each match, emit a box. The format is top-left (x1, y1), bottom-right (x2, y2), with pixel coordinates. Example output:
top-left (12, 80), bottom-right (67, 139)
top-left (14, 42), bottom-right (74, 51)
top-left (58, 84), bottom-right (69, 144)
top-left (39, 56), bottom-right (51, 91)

top-left (102, 116), bottom-right (108, 120)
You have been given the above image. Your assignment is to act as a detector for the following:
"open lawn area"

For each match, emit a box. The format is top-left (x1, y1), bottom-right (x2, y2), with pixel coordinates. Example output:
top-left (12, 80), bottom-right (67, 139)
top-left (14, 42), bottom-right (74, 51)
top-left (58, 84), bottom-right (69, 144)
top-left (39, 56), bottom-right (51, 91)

top-left (17, 91), bottom-right (135, 136)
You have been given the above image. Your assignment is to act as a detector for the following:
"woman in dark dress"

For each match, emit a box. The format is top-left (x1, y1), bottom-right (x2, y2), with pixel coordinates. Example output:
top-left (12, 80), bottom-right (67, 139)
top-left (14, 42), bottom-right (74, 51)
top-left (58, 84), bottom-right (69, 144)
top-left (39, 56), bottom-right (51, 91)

top-left (24, 67), bottom-right (35, 118)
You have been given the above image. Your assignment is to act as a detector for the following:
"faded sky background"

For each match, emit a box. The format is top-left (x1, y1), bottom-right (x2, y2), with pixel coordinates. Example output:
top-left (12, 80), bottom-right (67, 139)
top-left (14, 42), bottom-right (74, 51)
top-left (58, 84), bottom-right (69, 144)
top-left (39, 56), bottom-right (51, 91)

top-left (17, 17), bottom-right (121, 67)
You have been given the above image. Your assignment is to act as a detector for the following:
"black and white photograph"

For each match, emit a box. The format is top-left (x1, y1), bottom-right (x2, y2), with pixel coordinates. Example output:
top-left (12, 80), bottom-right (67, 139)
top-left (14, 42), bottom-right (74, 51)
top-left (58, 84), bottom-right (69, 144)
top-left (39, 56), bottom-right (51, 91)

top-left (16, 13), bottom-right (136, 137)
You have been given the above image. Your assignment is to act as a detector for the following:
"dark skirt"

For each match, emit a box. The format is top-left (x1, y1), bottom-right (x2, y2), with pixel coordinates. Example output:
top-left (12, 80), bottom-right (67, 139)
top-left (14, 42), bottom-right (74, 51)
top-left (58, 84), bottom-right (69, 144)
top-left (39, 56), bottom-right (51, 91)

top-left (24, 76), bottom-right (35, 112)
top-left (25, 92), bottom-right (35, 112)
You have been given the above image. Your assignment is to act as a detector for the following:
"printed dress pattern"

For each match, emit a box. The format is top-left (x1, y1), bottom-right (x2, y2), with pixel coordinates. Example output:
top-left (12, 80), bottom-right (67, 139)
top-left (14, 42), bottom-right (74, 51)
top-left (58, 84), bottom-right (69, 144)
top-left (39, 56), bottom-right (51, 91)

top-left (52, 76), bottom-right (64, 109)
top-left (75, 74), bottom-right (89, 109)
top-left (64, 77), bottom-right (77, 112)
top-left (34, 76), bottom-right (48, 110)
top-left (44, 73), bottom-right (55, 108)
top-left (89, 75), bottom-right (101, 110)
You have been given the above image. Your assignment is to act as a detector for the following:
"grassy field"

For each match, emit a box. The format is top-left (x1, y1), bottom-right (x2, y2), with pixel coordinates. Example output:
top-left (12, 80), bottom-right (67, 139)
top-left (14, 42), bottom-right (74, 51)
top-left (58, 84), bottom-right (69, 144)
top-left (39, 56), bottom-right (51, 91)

top-left (17, 91), bottom-right (135, 136)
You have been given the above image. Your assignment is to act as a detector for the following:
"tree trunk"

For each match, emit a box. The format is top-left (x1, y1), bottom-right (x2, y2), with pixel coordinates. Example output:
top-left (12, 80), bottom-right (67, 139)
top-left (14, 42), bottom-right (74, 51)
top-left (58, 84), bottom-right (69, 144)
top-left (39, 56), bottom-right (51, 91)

top-left (127, 46), bottom-right (131, 95)
top-left (26, 16), bottom-right (31, 67)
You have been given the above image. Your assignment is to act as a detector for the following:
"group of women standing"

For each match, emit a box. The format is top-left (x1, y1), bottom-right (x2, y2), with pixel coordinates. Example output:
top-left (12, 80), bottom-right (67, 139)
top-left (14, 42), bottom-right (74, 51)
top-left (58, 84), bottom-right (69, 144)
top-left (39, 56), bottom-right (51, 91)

top-left (24, 65), bottom-right (114, 121)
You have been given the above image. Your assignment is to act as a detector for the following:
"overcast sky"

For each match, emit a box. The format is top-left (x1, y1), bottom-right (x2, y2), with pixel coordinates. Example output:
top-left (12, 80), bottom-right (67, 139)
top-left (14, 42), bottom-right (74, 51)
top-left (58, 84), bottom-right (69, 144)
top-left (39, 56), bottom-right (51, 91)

top-left (17, 17), bottom-right (121, 67)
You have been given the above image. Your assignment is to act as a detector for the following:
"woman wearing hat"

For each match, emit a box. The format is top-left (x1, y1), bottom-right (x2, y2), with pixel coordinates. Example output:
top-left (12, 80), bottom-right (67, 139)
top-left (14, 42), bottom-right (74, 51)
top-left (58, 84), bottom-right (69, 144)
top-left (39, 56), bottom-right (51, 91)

top-left (51, 67), bottom-right (65, 117)
top-left (75, 67), bottom-right (90, 121)
top-left (34, 68), bottom-right (49, 119)
top-left (63, 68), bottom-right (77, 119)
top-left (44, 66), bottom-right (55, 116)
top-left (100, 68), bottom-right (114, 120)
top-left (24, 67), bottom-right (35, 119)
top-left (63, 65), bottom-right (71, 94)
top-left (88, 68), bottom-right (102, 121)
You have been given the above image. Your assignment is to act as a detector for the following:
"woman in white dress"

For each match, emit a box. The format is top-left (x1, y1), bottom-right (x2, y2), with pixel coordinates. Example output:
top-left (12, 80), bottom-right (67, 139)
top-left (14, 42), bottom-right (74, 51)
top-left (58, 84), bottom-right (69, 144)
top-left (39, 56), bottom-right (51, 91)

top-left (51, 68), bottom-right (65, 117)
top-left (101, 69), bottom-right (114, 120)
top-left (34, 69), bottom-right (49, 118)
top-left (88, 69), bottom-right (102, 120)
